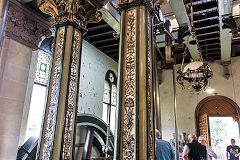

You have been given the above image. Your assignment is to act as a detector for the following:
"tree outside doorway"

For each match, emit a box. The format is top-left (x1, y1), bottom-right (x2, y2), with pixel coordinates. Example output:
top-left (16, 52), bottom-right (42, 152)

top-left (209, 117), bottom-right (240, 160)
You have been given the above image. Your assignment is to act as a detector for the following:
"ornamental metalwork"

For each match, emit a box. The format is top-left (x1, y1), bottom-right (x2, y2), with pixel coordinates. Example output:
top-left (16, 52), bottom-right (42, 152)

top-left (37, 0), bottom-right (102, 30)
top-left (146, 14), bottom-right (154, 160)
top-left (42, 27), bottom-right (65, 160)
top-left (177, 61), bottom-right (213, 92)
top-left (122, 10), bottom-right (136, 160)
top-left (62, 30), bottom-right (81, 159)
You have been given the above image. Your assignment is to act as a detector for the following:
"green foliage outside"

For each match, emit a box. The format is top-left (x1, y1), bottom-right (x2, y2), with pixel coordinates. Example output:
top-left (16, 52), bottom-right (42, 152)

top-left (209, 117), bottom-right (240, 160)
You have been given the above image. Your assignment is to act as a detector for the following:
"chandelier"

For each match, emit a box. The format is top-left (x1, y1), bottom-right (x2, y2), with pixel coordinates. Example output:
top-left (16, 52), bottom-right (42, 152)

top-left (177, 61), bottom-right (213, 92)
top-left (176, 0), bottom-right (212, 92)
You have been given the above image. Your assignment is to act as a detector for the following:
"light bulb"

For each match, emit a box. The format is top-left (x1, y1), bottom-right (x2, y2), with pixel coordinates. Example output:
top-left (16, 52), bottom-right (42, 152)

top-left (205, 87), bottom-right (215, 94)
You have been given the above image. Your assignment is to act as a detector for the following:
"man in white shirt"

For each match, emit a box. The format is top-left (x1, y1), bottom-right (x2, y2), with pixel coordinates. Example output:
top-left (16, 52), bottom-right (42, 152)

top-left (198, 135), bottom-right (217, 160)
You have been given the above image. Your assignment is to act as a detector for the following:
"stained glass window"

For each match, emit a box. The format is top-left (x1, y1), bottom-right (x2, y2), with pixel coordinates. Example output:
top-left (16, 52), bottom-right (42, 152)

top-left (34, 51), bottom-right (51, 86)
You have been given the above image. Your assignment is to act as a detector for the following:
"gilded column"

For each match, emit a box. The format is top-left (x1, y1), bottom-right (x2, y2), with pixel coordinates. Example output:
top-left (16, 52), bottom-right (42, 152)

top-left (116, 0), bottom-right (157, 159)
top-left (36, 1), bottom-right (101, 160)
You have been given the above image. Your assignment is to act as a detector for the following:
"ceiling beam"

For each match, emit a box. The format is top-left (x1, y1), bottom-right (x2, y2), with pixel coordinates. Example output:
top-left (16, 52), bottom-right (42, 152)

top-left (87, 24), bottom-right (110, 32)
top-left (98, 43), bottom-right (119, 50)
top-left (169, 0), bottom-right (200, 60)
top-left (200, 43), bottom-right (220, 48)
top-left (196, 31), bottom-right (219, 37)
top-left (193, 16), bottom-right (218, 24)
top-left (85, 31), bottom-right (115, 39)
top-left (202, 47), bottom-right (220, 52)
top-left (100, 3), bottom-right (120, 33)
top-left (189, 7), bottom-right (218, 16)
top-left (93, 37), bottom-right (117, 45)
top-left (195, 24), bottom-right (219, 31)
top-left (186, 0), bottom-right (216, 6)
top-left (198, 37), bottom-right (219, 43)
top-left (104, 49), bottom-right (119, 54)
top-left (218, 0), bottom-right (233, 62)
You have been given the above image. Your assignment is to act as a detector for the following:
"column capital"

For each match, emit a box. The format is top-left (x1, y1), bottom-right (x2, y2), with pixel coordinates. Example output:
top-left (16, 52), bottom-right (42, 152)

top-left (37, 0), bottom-right (102, 31)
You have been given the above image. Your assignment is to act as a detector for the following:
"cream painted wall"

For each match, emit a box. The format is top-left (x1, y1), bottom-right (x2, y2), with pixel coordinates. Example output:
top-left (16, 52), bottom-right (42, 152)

top-left (160, 57), bottom-right (240, 142)
top-left (78, 40), bottom-right (118, 119)
top-left (0, 37), bottom-right (32, 160)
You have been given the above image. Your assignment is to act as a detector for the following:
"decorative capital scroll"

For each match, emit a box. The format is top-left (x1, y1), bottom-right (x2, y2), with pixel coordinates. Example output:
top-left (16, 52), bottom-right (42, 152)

top-left (37, 0), bottom-right (102, 31)
top-left (5, 0), bottom-right (52, 50)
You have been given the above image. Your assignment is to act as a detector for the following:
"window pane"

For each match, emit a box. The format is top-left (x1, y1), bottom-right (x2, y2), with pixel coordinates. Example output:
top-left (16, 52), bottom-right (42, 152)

top-left (111, 84), bottom-right (117, 106)
top-left (103, 82), bottom-right (110, 103)
top-left (110, 106), bottom-right (116, 134)
top-left (102, 103), bottom-right (108, 124)
top-left (25, 84), bottom-right (47, 141)
top-left (34, 51), bottom-right (51, 86)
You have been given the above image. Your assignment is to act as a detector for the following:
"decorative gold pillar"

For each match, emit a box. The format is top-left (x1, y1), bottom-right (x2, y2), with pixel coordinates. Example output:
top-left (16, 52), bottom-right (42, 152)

top-left (116, 0), bottom-right (156, 159)
top-left (36, 1), bottom-right (101, 160)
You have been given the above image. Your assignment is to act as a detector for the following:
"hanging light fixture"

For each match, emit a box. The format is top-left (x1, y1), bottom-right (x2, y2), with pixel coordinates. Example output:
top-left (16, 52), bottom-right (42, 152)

top-left (205, 87), bottom-right (215, 94)
top-left (205, 73), bottom-right (215, 94)
top-left (177, 60), bottom-right (213, 92)
top-left (176, 0), bottom-right (213, 92)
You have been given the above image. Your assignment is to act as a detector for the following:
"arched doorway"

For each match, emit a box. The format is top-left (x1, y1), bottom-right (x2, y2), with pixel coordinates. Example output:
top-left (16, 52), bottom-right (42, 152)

top-left (196, 95), bottom-right (240, 136)
top-left (195, 95), bottom-right (240, 158)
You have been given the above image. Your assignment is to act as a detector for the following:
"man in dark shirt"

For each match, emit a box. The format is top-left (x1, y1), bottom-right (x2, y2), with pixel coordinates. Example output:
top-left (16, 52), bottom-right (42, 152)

top-left (182, 133), bottom-right (209, 160)
top-left (226, 139), bottom-right (240, 160)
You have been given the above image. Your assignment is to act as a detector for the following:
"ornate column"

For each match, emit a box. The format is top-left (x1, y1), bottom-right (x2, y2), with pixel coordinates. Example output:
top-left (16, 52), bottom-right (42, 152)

top-left (36, 1), bottom-right (101, 160)
top-left (116, 0), bottom-right (157, 159)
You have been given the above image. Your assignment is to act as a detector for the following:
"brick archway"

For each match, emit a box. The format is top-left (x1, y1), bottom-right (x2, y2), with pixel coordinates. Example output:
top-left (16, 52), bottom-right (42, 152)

top-left (195, 95), bottom-right (240, 136)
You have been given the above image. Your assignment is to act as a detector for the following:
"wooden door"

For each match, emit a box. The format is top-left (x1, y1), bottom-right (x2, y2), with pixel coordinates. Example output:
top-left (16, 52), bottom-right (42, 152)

top-left (199, 113), bottom-right (211, 146)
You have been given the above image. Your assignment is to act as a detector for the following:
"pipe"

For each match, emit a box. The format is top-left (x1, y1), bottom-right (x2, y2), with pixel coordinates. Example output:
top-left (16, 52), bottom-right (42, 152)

top-left (153, 47), bottom-right (161, 132)
top-left (172, 63), bottom-right (179, 160)
top-left (82, 128), bottom-right (94, 160)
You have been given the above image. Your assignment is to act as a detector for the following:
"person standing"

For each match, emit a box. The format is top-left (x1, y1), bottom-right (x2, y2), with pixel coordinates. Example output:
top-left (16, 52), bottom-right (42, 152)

top-left (155, 130), bottom-right (175, 160)
top-left (182, 133), bottom-right (209, 160)
top-left (226, 139), bottom-right (240, 160)
top-left (198, 135), bottom-right (217, 160)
